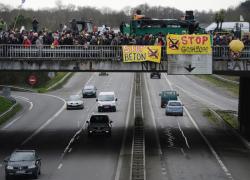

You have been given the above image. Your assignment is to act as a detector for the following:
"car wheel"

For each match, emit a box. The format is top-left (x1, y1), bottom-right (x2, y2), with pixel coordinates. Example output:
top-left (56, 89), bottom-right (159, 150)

top-left (107, 131), bottom-right (112, 137)
top-left (88, 132), bottom-right (92, 137)
top-left (98, 107), bottom-right (102, 112)
top-left (113, 107), bottom-right (116, 112)
top-left (5, 174), bottom-right (10, 180)
top-left (33, 169), bottom-right (39, 179)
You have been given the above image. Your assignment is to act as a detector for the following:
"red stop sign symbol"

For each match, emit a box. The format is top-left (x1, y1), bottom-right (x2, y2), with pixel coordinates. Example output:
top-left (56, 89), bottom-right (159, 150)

top-left (28, 75), bottom-right (38, 86)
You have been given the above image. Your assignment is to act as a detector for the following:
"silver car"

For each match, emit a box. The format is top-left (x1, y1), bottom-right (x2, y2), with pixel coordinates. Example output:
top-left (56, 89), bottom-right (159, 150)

top-left (165, 100), bottom-right (183, 116)
top-left (82, 85), bottom-right (97, 98)
top-left (66, 95), bottom-right (84, 110)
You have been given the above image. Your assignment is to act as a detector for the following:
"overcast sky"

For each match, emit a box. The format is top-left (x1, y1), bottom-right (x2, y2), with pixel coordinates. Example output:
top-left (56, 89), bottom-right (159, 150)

top-left (1, 0), bottom-right (244, 12)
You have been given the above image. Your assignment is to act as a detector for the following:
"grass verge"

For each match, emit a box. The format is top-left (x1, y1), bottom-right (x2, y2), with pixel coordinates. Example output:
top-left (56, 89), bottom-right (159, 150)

top-left (203, 109), bottom-right (238, 130)
top-left (36, 72), bottom-right (73, 93)
top-left (196, 75), bottom-right (239, 96)
top-left (0, 96), bottom-right (13, 114)
top-left (0, 103), bottom-right (22, 126)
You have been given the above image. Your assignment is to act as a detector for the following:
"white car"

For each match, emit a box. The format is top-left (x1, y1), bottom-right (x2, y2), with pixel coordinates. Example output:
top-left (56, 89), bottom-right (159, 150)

top-left (96, 91), bottom-right (117, 112)
top-left (66, 95), bottom-right (84, 110)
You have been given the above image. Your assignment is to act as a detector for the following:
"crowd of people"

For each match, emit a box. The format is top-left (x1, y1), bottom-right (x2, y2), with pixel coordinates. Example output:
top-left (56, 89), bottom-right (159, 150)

top-left (0, 16), bottom-right (250, 48)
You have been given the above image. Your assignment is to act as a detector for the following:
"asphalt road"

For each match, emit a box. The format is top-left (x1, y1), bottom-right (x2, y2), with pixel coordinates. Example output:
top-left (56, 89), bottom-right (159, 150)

top-left (0, 72), bottom-right (134, 180)
top-left (1, 72), bottom-right (250, 180)
top-left (144, 73), bottom-right (250, 180)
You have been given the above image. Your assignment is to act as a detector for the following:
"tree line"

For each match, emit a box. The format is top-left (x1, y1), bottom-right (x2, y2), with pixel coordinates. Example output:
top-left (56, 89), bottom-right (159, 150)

top-left (0, 0), bottom-right (249, 31)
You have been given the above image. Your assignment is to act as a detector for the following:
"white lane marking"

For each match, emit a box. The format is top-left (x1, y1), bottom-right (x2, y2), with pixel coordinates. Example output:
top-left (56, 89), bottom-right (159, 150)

top-left (21, 95), bottom-right (66, 145)
top-left (164, 74), bottom-right (234, 180)
top-left (144, 74), bottom-right (163, 155)
top-left (13, 95), bottom-right (33, 111)
top-left (1, 115), bottom-right (22, 130)
top-left (175, 84), bottom-right (224, 110)
top-left (184, 107), bottom-right (234, 180)
top-left (57, 163), bottom-right (63, 170)
top-left (77, 73), bottom-right (96, 95)
top-left (115, 74), bottom-right (134, 180)
top-left (68, 148), bottom-right (72, 153)
top-left (1, 96), bottom-right (33, 130)
top-left (177, 120), bottom-right (190, 149)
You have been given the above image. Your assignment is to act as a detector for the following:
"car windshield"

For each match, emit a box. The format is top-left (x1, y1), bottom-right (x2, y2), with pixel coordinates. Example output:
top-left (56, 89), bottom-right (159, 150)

top-left (163, 91), bottom-right (176, 96)
top-left (9, 152), bottom-right (35, 161)
top-left (84, 86), bottom-right (94, 90)
top-left (169, 102), bottom-right (181, 106)
top-left (69, 95), bottom-right (80, 101)
top-left (98, 95), bottom-right (114, 101)
top-left (90, 115), bottom-right (109, 123)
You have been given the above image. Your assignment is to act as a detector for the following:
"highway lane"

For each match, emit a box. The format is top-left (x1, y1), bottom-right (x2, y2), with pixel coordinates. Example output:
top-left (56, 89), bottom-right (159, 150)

top-left (0, 72), bottom-right (133, 180)
top-left (167, 75), bottom-right (238, 111)
top-left (46, 72), bottom-right (134, 180)
top-left (0, 92), bottom-right (64, 179)
top-left (144, 73), bottom-right (250, 180)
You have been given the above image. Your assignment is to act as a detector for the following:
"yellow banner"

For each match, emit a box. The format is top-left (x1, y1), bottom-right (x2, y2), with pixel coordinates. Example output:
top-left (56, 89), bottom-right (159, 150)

top-left (166, 34), bottom-right (212, 55)
top-left (122, 46), bottom-right (161, 63)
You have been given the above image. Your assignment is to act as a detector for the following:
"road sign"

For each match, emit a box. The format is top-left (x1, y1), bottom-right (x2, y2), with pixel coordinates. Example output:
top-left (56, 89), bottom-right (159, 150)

top-left (28, 74), bottom-right (38, 86)
top-left (167, 55), bottom-right (212, 75)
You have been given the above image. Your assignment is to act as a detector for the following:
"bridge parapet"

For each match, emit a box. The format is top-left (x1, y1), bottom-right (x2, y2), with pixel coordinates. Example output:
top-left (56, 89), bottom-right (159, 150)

top-left (0, 44), bottom-right (250, 74)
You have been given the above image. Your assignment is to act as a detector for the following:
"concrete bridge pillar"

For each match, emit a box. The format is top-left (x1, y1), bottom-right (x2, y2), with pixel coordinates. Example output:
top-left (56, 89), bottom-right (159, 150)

top-left (239, 77), bottom-right (250, 140)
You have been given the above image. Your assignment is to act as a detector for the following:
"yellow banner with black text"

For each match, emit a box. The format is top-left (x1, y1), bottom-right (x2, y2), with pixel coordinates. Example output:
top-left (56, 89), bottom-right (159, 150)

top-left (122, 46), bottom-right (161, 63)
top-left (166, 34), bottom-right (212, 55)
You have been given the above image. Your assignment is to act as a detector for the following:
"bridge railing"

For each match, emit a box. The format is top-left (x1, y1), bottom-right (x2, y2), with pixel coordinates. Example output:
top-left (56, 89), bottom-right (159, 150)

top-left (0, 44), bottom-right (249, 61)
top-left (212, 46), bottom-right (250, 60)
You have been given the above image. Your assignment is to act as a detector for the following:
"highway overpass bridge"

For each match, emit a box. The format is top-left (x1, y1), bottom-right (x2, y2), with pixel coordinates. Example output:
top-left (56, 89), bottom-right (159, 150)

top-left (1, 44), bottom-right (250, 140)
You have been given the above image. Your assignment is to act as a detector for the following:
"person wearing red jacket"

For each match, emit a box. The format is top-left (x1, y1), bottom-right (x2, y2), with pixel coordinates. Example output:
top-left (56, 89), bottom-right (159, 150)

top-left (23, 36), bottom-right (31, 48)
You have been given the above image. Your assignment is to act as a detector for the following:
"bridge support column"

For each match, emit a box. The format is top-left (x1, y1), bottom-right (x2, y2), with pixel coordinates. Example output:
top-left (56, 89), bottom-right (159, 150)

top-left (239, 77), bottom-right (250, 140)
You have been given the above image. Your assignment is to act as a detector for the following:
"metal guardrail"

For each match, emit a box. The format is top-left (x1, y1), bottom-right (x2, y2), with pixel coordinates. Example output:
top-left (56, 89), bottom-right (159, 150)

top-left (212, 46), bottom-right (250, 60)
top-left (0, 44), bottom-right (249, 61)
top-left (0, 44), bottom-right (163, 61)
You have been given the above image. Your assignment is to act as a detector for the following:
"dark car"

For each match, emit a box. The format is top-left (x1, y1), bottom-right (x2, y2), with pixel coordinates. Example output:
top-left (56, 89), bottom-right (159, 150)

top-left (82, 85), bottom-right (97, 98)
top-left (4, 150), bottom-right (41, 180)
top-left (150, 72), bottom-right (161, 79)
top-left (86, 114), bottom-right (113, 137)
top-left (99, 72), bottom-right (109, 76)
top-left (159, 90), bottom-right (179, 108)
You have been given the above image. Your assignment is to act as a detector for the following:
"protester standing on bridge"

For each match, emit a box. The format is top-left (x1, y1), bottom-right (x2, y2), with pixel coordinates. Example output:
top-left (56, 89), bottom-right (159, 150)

top-left (23, 35), bottom-right (31, 48)
top-left (32, 17), bottom-right (39, 32)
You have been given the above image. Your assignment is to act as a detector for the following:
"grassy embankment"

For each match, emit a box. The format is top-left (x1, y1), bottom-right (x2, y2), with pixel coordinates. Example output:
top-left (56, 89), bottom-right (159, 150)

top-left (0, 96), bottom-right (22, 126)
top-left (35, 72), bottom-right (73, 93)
top-left (199, 75), bottom-right (239, 130)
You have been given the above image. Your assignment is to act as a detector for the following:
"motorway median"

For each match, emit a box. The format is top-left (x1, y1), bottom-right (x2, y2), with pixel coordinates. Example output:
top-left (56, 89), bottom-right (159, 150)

top-left (0, 96), bottom-right (22, 126)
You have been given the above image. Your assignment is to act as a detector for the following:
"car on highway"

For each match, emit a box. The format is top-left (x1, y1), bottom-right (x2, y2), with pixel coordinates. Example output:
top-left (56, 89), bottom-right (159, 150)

top-left (4, 150), bottom-right (41, 180)
top-left (82, 85), bottom-right (97, 98)
top-left (99, 72), bottom-right (109, 76)
top-left (159, 90), bottom-right (179, 108)
top-left (96, 91), bottom-right (117, 112)
top-left (86, 114), bottom-right (113, 136)
top-left (150, 72), bottom-right (161, 79)
top-left (66, 95), bottom-right (84, 110)
top-left (165, 100), bottom-right (184, 116)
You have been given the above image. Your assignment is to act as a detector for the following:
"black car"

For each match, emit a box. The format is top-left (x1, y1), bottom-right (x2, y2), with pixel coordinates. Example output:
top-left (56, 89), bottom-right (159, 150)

top-left (150, 72), bottom-right (161, 79)
top-left (86, 114), bottom-right (113, 137)
top-left (82, 85), bottom-right (97, 98)
top-left (4, 150), bottom-right (41, 179)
